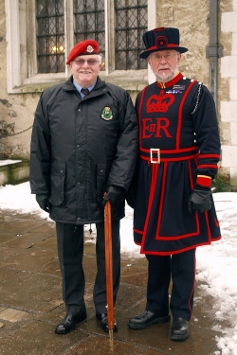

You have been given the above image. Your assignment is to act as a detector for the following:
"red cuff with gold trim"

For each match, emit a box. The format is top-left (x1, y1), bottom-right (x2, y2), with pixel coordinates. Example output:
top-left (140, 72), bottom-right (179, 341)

top-left (196, 176), bottom-right (212, 188)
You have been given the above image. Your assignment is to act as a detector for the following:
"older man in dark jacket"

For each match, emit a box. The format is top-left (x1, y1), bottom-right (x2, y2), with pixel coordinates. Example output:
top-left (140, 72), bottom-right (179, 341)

top-left (30, 40), bottom-right (138, 334)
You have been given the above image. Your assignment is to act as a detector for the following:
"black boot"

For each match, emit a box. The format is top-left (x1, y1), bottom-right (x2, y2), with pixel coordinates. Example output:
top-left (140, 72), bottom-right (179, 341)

top-left (96, 313), bottom-right (118, 332)
top-left (55, 312), bottom-right (87, 334)
top-left (170, 317), bottom-right (189, 341)
top-left (128, 310), bottom-right (170, 330)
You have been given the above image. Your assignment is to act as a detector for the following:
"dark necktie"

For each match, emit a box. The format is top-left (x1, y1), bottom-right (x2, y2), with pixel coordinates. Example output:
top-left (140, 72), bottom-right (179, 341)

top-left (81, 88), bottom-right (90, 96)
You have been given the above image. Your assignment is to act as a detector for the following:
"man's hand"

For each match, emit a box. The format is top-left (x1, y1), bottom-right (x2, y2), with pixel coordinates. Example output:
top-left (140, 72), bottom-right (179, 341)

top-left (102, 186), bottom-right (124, 207)
top-left (188, 189), bottom-right (212, 213)
top-left (36, 194), bottom-right (50, 212)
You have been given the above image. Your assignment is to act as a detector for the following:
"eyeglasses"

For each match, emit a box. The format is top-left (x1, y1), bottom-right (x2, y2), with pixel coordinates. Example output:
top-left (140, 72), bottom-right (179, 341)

top-left (73, 58), bottom-right (100, 66)
top-left (150, 53), bottom-right (178, 61)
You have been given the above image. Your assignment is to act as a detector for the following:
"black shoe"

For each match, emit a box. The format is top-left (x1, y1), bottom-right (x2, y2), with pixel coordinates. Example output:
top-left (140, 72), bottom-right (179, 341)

top-left (170, 317), bottom-right (189, 341)
top-left (128, 310), bottom-right (170, 330)
top-left (96, 312), bottom-right (118, 333)
top-left (55, 312), bottom-right (87, 334)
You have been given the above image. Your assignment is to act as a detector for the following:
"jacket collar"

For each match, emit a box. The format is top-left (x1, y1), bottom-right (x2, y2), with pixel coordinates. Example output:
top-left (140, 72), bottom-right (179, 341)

top-left (63, 75), bottom-right (106, 93)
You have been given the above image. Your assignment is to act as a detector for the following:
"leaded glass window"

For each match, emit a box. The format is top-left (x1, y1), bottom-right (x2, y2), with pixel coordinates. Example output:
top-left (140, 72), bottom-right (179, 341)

top-left (115, 0), bottom-right (147, 70)
top-left (74, 0), bottom-right (105, 60)
top-left (36, 0), bottom-right (65, 73)
top-left (35, 0), bottom-right (147, 74)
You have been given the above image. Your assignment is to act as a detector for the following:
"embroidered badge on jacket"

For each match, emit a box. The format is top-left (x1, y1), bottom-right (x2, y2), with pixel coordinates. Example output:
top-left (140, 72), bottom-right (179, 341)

top-left (101, 106), bottom-right (113, 120)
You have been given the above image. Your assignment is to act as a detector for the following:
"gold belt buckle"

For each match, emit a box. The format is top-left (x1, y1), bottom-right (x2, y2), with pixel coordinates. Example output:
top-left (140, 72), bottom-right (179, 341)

top-left (150, 148), bottom-right (160, 164)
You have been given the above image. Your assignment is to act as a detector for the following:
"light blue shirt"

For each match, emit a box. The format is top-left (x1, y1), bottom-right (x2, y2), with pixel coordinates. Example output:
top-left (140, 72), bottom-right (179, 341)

top-left (73, 80), bottom-right (96, 98)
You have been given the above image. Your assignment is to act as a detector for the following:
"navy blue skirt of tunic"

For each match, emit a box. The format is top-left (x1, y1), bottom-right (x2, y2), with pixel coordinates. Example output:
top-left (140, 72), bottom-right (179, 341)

top-left (133, 156), bottom-right (221, 255)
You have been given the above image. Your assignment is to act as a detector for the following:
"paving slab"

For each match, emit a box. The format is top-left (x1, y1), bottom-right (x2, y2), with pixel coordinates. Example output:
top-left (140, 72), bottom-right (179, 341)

top-left (0, 308), bottom-right (31, 322)
top-left (0, 211), bottom-right (223, 355)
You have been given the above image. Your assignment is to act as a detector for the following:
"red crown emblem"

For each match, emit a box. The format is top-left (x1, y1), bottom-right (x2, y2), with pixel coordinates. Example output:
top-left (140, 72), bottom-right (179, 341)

top-left (146, 90), bottom-right (174, 113)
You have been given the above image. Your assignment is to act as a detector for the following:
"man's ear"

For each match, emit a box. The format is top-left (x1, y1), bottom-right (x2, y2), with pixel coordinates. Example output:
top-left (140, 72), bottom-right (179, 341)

top-left (177, 53), bottom-right (182, 63)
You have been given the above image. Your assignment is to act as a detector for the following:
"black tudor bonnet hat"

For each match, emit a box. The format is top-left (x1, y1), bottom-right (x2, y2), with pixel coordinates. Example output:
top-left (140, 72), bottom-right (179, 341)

top-left (140, 27), bottom-right (188, 59)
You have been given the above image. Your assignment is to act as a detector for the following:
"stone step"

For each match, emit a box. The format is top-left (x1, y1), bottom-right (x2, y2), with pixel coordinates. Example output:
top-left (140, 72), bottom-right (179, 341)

top-left (0, 160), bottom-right (29, 186)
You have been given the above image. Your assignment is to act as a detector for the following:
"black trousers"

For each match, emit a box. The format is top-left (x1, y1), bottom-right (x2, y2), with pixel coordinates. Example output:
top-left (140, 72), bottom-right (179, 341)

top-left (56, 220), bottom-right (120, 315)
top-left (146, 248), bottom-right (196, 321)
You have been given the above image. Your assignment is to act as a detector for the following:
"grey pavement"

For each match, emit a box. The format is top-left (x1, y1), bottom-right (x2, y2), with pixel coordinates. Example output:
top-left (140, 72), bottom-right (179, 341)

top-left (0, 209), bottom-right (223, 354)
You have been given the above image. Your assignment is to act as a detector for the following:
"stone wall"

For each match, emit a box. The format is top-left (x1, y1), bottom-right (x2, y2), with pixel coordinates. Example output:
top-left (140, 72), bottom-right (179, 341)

top-left (155, 0), bottom-right (237, 187)
top-left (220, 0), bottom-right (237, 186)
top-left (0, 0), bottom-right (236, 186)
top-left (0, 0), bottom-right (39, 160)
top-left (156, 0), bottom-right (210, 85)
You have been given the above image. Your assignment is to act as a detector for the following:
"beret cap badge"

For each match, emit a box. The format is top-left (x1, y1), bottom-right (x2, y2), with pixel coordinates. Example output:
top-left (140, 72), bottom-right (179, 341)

top-left (86, 45), bottom-right (94, 53)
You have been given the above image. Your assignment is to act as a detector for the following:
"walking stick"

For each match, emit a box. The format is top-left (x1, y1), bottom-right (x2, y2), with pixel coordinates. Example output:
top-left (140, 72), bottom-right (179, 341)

top-left (104, 199), bottom-right (114, 347)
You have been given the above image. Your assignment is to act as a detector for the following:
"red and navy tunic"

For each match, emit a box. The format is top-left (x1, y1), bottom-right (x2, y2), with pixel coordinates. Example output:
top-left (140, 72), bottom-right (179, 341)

top-left (133, 72), bottom-right (221, 255)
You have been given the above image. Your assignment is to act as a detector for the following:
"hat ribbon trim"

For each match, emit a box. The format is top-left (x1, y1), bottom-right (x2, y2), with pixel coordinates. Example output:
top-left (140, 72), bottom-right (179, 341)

top-left (147, 44), bottom-right (179, 51)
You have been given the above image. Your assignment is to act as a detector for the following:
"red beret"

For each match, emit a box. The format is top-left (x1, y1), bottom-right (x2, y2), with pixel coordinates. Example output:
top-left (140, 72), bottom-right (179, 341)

top-left (66, 40), bottom-right (99, 64)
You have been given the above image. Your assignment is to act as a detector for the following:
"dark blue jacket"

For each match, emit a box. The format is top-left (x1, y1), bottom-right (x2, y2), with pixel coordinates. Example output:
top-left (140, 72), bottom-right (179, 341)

top-left (30, 76), bottom-right (138, 224)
